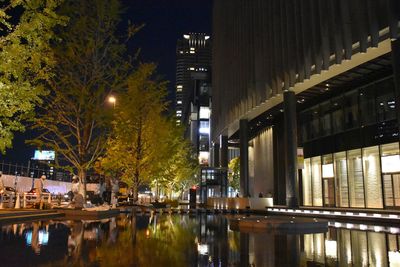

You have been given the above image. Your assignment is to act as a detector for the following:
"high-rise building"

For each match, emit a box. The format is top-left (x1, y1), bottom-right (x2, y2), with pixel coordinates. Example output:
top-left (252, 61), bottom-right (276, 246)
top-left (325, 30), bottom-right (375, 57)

top-left (175, 33), bottom-right (212, 165)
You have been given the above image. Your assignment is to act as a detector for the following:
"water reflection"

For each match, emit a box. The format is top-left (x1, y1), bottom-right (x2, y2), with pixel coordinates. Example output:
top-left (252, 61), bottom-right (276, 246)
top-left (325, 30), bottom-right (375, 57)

top-left (0, 214), bottom-right (400, 266)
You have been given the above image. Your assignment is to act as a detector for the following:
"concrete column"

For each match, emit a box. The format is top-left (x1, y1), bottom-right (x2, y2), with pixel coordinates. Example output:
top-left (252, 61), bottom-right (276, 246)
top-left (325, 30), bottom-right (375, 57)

top-left (239, 119), bottom-right (250, 197)
top-left (212, 142), bottom-right (220, 167)
top-left (239, 232), bottom-right (249, 266)
top-left (219, 136), bottom-right (228, 197)
top-left (219, 136), bottom-right (228, 168)
top-left (391, 39), bottom-right (400, 139)
top-left (284, 90), bottom-right (299, 208)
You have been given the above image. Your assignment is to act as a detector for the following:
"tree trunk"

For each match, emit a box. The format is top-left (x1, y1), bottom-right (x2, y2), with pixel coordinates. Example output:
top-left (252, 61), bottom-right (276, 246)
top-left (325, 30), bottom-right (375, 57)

top-left (79, 169), bottom-right (87, 201)
top-left (133, 174), bottom-right (139, 202)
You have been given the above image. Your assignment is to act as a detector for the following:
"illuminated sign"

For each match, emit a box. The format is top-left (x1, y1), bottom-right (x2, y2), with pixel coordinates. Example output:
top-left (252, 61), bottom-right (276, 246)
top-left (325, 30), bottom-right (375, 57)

top-left (33, 150), bottom-right (55, 161)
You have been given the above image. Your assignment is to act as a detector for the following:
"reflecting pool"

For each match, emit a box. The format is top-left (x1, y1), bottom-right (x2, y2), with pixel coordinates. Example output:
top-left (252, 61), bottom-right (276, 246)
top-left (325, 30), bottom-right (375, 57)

top-left (0, 214), bottom-right (400, 266)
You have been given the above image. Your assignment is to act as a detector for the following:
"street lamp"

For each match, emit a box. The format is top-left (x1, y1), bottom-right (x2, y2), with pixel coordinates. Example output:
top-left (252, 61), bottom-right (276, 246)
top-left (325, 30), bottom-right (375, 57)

top-left (108, 96), bottom-right (116, 108)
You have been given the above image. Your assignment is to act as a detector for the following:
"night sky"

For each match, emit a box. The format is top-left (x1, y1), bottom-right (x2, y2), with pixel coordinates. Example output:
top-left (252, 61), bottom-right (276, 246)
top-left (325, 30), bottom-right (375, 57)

top-left (1, 0), bottom-right (213, 164)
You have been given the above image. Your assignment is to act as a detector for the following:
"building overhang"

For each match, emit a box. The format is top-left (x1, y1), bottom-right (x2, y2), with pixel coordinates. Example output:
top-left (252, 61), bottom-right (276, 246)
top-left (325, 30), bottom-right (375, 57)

top-left (222, 37), bottom-right (393, 140)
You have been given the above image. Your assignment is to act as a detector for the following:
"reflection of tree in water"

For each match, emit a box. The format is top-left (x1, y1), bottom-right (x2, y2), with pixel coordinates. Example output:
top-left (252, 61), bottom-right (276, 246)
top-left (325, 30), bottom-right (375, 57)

top-left (228, 230), bottom-right (240, 253)
top-left (41, 215), bottom-right (198, 267)
top-left (67, 221), bottom-right (84, 262)
top-left (95, 214), bottom-right (198, 267)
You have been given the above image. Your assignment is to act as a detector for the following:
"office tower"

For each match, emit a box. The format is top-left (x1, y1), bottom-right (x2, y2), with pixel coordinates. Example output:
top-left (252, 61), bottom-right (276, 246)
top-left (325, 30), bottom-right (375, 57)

top-left (175, 33), bottom-right (212, 165)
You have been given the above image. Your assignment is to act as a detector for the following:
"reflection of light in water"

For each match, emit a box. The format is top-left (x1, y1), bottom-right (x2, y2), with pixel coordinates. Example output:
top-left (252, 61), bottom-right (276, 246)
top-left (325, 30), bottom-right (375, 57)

top-left (325, 240), bottom-right (337, 259)
top-left (26, 232), bottom-right (32, 245)
top-left (389, 251), bottom-right (400, 266)
top-left (197, 243), bottom-right (209, 255)
top-left (25, 230), bottom-right (49, 246)
top-left (39, 231), bottom-right (49, 244)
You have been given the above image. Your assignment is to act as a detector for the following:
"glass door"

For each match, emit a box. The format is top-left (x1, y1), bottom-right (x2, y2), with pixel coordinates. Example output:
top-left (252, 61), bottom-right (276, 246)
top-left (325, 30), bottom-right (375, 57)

top-left (383, 173), bottom-right (400, 208)
top-left (323, 178), bottom-right (335, 207)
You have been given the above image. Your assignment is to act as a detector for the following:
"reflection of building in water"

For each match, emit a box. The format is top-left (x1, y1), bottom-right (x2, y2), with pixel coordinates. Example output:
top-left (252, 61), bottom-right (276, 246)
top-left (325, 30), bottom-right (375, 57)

top-left (302, 227), bottom-right (400, 266)
top-left (196, 215), bottom-right (400, 266)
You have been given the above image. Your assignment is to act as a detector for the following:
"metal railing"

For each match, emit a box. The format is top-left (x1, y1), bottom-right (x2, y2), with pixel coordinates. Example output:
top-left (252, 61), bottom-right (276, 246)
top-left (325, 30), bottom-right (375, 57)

top-left (0, 161), bottom-right (72, 182)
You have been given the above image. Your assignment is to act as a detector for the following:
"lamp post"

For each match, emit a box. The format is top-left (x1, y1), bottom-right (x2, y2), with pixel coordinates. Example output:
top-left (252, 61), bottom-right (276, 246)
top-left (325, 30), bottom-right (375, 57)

top-left (108, 96), bottom-right (116, 108)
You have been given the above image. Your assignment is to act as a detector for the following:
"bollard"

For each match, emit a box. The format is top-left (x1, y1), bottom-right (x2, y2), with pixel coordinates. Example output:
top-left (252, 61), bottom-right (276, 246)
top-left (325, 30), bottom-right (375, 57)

top-left (39, 196), bottom-right (43, 210)
top-left (14, 193), bottom-right (21, 209)
top-left (23, 193), bottom-right (27, 208)
top-left (9, 194), bottom-right (14, 208)
top-left (0, 194), bottom-right (3, 209)
top-left (48, 194), bottom-right (52, 204)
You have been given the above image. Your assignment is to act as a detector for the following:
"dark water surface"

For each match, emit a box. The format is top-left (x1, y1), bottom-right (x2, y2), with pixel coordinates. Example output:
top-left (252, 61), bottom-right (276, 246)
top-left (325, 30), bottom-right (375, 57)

top-left (0, 213), bottom-right (399, 266)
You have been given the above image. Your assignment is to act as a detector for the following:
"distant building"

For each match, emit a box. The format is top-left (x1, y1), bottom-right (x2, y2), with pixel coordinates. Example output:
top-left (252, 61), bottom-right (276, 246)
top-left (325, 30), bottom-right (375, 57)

top-left (175, 33), bottom-right (212, 165)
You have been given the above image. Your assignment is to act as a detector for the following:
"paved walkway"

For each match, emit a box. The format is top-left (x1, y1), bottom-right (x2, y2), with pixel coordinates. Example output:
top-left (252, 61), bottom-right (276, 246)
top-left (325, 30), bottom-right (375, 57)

top-left (0, 209), bottom-right (62, 225)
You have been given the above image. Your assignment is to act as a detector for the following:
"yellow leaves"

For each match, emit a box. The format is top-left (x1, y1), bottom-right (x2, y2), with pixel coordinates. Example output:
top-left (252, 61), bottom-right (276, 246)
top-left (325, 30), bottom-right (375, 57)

top-left (0, 0), bottom-right (65, 153)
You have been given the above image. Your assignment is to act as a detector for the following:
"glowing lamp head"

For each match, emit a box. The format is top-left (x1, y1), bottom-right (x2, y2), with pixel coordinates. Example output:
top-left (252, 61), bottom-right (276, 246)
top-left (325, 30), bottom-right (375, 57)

top-left (108, 96), bottom-right (116, 104)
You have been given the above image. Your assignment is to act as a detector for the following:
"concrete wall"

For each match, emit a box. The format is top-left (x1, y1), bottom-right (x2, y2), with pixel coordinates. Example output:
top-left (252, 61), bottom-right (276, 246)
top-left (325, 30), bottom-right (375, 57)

top-left (249, 128), bottom-right (274, 198)
top-left (207, 197), bottom-right (273, 210)
top-left (2, 174), bottom-right (71, 194)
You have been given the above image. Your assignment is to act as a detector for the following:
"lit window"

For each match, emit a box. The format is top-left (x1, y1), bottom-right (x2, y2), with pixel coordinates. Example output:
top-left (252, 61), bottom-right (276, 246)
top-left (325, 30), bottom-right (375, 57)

top-left (199, 107), bottom-right (210, 119)
top-left (199, 121), bottom-right (210, 134)
top-left (176, 110), bottom-right (182, 114)
top-left (177, 100), bottom-right (182, 104)
top-left (189, 67), bottom-right (195, 71)
top-left (176, 114), bottom-right (182, 117)
top-left (382, 155), bottom-right (400, 173)
top-left (198, 151), bottom-right (209, 165)
top-left (177, 85), bottom-right (183, 89)
top-left (190, 51), bottom-right (195, 54)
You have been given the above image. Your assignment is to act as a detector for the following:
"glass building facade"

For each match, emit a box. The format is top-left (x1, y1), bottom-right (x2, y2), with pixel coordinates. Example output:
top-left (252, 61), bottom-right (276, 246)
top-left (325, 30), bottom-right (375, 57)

top-left (300, 76), bottom-right (400, 209)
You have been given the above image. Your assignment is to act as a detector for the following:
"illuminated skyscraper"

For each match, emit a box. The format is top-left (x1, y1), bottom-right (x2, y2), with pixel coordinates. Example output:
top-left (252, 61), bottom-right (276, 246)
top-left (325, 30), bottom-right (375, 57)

top-left (175, 33), bottom-right (212, 165)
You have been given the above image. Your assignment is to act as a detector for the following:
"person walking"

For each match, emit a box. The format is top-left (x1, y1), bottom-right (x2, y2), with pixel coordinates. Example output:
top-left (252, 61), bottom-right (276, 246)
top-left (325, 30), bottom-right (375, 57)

top-left (36, 175), bottom-right (46, 209)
